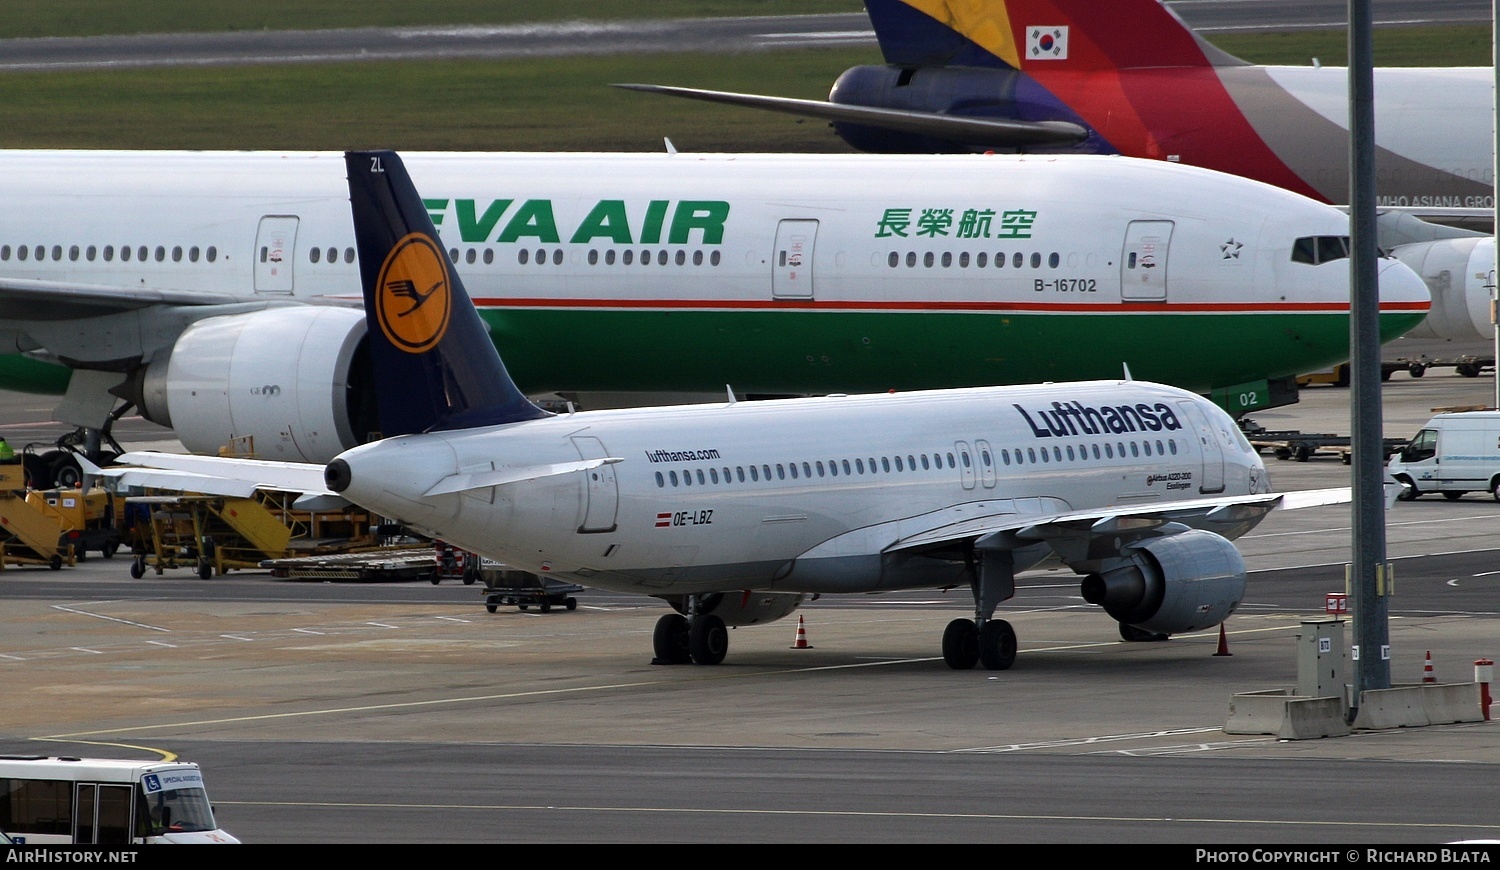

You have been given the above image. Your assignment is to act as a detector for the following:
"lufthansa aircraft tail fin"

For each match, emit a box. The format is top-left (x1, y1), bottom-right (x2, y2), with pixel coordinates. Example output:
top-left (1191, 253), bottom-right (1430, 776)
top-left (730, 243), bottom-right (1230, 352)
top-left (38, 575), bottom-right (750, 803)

top-left (866, 0), bottom-right (1244, 72)
top-left (345, 150), bottom-right (550, 437)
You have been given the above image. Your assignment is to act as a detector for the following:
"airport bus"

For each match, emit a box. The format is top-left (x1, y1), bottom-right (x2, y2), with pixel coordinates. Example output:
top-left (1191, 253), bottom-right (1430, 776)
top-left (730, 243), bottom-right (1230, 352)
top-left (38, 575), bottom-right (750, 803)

top-left (0, 756), bottom-right (238, 844)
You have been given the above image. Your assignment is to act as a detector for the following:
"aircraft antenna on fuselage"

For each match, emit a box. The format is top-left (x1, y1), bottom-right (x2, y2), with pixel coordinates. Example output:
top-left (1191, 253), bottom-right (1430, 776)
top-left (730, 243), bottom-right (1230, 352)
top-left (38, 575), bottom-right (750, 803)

top-left (1122, 363), bottom-right (1134, 381)
top-left (344, 150), bottom-right (551, 437)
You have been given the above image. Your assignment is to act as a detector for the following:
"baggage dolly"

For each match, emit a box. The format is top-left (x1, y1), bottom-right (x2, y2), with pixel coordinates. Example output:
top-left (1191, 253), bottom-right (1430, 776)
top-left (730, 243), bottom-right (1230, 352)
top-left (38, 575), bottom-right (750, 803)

top-left (480, 563), bottom-right (583, 614)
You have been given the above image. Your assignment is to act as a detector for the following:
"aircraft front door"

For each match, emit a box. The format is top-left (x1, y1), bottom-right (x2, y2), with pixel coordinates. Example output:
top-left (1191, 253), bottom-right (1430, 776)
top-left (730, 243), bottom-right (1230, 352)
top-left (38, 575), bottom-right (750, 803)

top-left (572, 435), bottom-right (618, 533)
top-left (1121, 220), bottom-right (1173, 302)
top-left (772, 219), bottom-right (818, 300)
top-left (1177, 400), bottom-right (1226, 494)
top-left (254, 215), bottom-right (299, 294)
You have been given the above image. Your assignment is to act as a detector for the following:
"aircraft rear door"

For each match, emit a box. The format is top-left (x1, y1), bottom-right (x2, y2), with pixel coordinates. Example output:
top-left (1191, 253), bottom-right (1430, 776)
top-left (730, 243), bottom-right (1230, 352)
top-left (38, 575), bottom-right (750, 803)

top-left (1121, 220), bottom-right (1173, 302)
top-left (1176, 400), bottom-right (1226, 494)
top-left (572, 435), bottom-right (619, 533)
top-left (772, 219), bottom-right (818, 300)
top-left (255, 215), bottom-right (299, 294)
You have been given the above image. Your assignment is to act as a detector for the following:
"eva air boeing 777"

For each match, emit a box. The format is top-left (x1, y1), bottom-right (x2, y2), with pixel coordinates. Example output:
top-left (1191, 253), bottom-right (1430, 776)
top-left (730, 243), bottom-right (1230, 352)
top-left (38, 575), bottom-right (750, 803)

top-left (107, 150), bottom-right (1352, 670)
top-left (0, 149), bottom-right (1430, 485)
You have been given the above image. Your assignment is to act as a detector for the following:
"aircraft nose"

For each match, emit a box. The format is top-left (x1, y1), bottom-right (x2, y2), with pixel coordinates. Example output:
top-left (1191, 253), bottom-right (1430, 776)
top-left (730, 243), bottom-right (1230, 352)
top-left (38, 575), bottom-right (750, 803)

top-left (1376, 256), bottom-right (1430, 307)
top-left (1375, 256), bottom-right (1432, 340)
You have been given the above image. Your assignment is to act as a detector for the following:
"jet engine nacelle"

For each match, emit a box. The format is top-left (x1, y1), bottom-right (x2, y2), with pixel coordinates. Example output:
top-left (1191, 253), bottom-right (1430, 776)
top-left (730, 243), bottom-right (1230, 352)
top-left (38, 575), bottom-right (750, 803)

top-left (664, 590), bottom-right (805, 628)
top-left (138, 307), bottom-right (377, 462)
top-left (1393, 236), bottom-right (1496, 341)
top-left (1079, 529), bottom-right (1246, 636)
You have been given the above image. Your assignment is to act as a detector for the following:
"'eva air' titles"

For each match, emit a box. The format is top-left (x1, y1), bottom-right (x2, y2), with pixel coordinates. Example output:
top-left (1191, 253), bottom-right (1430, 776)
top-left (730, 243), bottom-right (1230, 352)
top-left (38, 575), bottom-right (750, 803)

top-left (424, 198), bottom-right (730, 245)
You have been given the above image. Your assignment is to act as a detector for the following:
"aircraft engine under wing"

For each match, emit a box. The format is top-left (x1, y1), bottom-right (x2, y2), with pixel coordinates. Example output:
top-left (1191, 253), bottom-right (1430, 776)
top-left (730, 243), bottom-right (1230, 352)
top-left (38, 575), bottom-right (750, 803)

top-left (612, 83), bottom-right (1089, 150)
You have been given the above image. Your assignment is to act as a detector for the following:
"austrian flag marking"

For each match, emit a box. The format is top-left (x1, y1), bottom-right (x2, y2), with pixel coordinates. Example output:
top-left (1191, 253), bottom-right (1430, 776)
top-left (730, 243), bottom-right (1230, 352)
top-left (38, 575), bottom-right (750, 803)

top-left (655, 512), bottom-right (672, 528)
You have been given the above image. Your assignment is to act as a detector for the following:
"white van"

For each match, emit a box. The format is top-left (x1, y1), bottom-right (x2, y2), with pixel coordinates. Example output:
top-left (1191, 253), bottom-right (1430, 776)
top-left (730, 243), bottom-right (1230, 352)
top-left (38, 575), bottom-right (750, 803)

top-left (0, 755), bottom-right (238, 844)
top-left (1387, 411), bottom-right (1500, 501)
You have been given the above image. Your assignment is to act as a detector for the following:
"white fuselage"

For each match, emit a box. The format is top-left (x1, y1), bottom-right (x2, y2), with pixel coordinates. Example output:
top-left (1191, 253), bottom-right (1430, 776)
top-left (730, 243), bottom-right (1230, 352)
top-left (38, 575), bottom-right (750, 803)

top-left (1259, 65), bottom-right (1495, 209)
top-left (334, 379), bottom-right (1269, 595)
top-left (0, 149), bottom-right (1424, 362)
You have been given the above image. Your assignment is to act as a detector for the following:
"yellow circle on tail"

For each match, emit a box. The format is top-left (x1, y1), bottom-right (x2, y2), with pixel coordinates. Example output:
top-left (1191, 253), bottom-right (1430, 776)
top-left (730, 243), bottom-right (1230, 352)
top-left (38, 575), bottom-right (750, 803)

top-left (374, 233), bottom-right (452, 354)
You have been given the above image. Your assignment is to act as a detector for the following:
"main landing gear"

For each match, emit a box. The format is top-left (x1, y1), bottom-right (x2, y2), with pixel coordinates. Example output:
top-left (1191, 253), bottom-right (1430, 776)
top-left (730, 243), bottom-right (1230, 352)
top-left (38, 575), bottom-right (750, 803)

top-left (652, 596), bottom-right (728, 666)
top-left (943, 549), bottom-right (1018, 670)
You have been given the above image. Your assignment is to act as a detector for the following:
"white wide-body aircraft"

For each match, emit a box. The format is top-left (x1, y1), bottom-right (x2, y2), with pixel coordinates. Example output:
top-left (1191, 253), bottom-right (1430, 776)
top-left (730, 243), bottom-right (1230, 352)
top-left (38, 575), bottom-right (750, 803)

top-left (0, 149), bottom-right (1433, 487)
top-left (113, 151), bottom-right (1348, 670)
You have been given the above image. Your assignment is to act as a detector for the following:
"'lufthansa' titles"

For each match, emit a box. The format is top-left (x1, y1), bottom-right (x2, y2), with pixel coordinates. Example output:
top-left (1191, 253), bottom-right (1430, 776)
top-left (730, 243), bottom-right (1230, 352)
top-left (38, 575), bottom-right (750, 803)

top-left (1014, 400), bottom-right (1182, 438)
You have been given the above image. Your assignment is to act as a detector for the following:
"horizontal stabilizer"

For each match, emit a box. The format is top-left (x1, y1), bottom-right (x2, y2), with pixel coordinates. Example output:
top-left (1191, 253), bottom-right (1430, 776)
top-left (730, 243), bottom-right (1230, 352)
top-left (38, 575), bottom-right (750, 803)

top-left (612, 83), bottom-right (1089, 149)
top-left (114, 451), bottom-right (332, 496)
top-left (98, 468), bottom-right (265, 499)
top-left (423, 457), bottom-right (623, 497)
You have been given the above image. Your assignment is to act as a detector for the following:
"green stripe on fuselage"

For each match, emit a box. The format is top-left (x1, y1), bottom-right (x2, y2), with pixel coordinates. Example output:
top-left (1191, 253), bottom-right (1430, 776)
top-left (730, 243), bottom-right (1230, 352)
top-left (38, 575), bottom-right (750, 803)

top-left (0, 308), bottom-right (1426, 399)
top-left (480, 307), bottom-right (1427, 395)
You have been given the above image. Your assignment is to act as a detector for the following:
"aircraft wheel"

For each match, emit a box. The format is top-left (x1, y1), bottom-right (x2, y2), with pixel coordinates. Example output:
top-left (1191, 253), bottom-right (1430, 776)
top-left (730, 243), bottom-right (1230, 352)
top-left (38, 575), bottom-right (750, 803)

top-left (652, 613), bottom-right (691, 665)
top-left (129, 557), bottom-right (145, 579)
top-left (1444, 491), bottom-right (1464, 501)
top-left (50, 454), bottom-right (83, 489)
top-left (978, 619), bottom-right (1017, 671)
top-left (689, 615), bottom-right (728, 665)
top-left (941, 618), bottom-right (979, 670)
top-left (1119, 622), bottom-right (1170, 642)
top-left (1395, 478), bottom-right (1420, 501)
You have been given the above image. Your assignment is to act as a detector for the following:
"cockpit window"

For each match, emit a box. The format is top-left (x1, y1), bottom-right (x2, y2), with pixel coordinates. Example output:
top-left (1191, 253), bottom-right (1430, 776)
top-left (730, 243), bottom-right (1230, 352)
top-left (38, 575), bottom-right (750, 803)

top-left (1292, 235), bottom-right (1350, 265)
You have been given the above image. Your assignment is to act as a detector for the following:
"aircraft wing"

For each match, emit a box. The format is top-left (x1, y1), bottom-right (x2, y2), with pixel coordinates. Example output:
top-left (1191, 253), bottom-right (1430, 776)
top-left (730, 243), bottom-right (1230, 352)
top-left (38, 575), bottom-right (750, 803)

top-left (0, 277), bottom-right (362, 320)
top-left (612, 83), bottom-right (1090, 149)
top-left (888, 490), bottom-right (1350, 558)
top-left (795, 488), bottom-right (1349, 567)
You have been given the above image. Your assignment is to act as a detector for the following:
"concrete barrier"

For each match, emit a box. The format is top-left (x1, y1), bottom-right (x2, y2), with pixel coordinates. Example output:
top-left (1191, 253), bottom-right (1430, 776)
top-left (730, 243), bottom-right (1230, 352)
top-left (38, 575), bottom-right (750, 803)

top-left (1353, 682), bottom-right (1484, 730)
top-left (1226, 689), bottom-right (1350, 739)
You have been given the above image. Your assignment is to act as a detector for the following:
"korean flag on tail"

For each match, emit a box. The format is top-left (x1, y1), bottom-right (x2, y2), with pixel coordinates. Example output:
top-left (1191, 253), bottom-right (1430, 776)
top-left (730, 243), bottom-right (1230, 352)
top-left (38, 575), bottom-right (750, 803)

top-left (1027, 26), bottom-right (1069, 59)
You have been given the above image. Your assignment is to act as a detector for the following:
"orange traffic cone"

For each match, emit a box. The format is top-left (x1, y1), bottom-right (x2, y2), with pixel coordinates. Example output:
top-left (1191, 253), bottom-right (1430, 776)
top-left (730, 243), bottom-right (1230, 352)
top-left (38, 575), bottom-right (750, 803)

top-left (1213, 624), bottom-right (1232, 657)
top-left (1423, 650), bottom-right (1435, 683)
top-left (790, 615), bottom-right (813, 649)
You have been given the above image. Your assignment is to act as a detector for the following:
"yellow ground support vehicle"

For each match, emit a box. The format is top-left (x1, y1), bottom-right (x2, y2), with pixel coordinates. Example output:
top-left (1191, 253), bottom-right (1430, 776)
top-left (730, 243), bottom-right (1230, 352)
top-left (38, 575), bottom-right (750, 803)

top-left (124, 489), bottom-right (387, 579)
top-left (25, 487), bottom-right (120, 560)
top-left (0, 465), bottom-right (76, 570)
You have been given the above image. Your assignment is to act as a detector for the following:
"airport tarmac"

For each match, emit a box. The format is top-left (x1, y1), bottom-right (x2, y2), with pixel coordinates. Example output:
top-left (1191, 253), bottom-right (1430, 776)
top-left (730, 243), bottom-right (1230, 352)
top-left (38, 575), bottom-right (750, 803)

top-left (1, 371), bottom-right (1498, 842)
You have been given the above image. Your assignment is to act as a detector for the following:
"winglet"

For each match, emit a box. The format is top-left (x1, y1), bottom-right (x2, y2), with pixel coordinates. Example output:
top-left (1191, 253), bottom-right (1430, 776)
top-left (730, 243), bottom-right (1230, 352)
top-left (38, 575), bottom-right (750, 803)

top-left (345, 150), bottom-right (551, 437)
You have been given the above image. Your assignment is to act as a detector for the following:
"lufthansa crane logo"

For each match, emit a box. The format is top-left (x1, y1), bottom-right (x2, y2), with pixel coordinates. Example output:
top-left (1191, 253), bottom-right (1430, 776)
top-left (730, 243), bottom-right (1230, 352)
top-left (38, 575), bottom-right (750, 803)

top-left (375, 232), bottom-right (452, 354)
